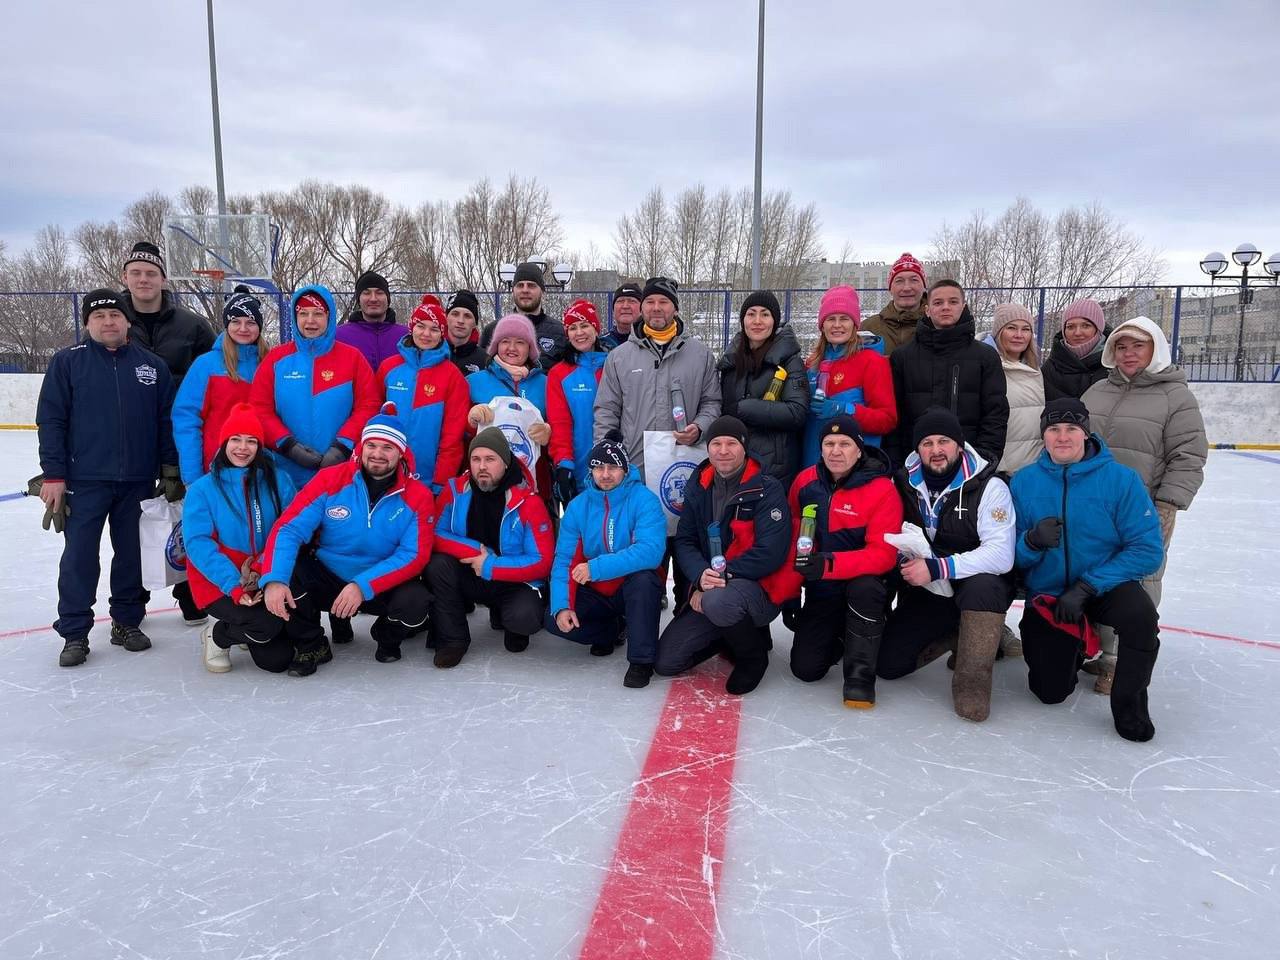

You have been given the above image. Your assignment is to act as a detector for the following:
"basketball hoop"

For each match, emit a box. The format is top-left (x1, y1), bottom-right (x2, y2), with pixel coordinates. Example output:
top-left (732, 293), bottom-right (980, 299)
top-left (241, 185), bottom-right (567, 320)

top-left (192, 268), bottom-right (226, 286)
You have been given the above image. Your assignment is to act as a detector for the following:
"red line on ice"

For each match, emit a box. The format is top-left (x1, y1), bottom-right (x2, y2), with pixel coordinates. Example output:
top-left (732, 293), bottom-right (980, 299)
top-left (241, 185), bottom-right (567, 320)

top-left (1007, 601), bottom-right (1280, 651)
top-left (578, 665), bottom-right (742, 960)
top-left (0, 606), bottom-right (181, 640)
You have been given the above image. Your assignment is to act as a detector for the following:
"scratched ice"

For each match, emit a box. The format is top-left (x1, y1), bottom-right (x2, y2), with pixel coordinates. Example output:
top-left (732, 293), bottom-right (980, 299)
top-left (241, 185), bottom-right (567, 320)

top-left (0, 429), bottom-right (1276, 959)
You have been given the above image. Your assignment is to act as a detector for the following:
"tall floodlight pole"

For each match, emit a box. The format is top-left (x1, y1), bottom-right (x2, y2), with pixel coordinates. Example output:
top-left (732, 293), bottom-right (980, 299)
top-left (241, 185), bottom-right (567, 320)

top-left (206, 0), bottom-right (227, 217)
top-left (750, 0), bottom-right (765, 290)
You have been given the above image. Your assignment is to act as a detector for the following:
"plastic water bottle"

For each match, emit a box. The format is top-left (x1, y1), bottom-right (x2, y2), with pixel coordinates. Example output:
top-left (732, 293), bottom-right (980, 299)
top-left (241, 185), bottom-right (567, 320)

top-left (814, 361), bottom-right (832, 402)
top-left (671, 385), bottom-right (688, 432)
top-left (762, 367), bottom-right (788, 401)
top-left (709, 521), bottom-right (726, 574)
top-left (796, 504), bottom-right (818, 559)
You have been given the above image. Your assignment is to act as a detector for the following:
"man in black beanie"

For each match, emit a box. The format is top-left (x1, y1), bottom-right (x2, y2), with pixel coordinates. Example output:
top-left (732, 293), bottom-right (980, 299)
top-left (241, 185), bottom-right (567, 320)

top-left (655, 416), bottom-right (791, 695)
top-left (118, 240), bottom-right (216, 388)
top-left (336, 270), bottom-right (408, 373)
top-left (479, 262), bottom-right (567, 368)
top-left (878, 406), bottom-right (1016, 723)
top-left (445, 289), bottom-right (486, 375)
top-left (601, 281), bottom-right (643, 351)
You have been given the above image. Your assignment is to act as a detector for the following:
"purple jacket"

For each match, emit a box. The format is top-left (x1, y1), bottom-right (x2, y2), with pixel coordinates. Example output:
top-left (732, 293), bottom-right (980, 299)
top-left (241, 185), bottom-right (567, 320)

top-left (335, 309), bottom-right (409, 373)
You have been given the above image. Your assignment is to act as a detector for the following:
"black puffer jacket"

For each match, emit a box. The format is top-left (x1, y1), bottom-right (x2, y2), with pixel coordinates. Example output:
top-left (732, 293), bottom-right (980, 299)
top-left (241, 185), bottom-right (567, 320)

top-left (1042, 330), bottom-right (1110, 401)
top-left (887, 307), bottom-right (1009, 467)
top-left (717, 326), bottom-right (809, 485)
top-left (119, 290), bottom-right (217, 386)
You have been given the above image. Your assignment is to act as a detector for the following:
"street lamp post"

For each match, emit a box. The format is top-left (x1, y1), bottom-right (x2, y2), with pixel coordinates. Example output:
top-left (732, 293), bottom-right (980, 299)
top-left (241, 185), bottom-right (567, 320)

top-left (1199, 244), bottom-right (1280, 380)
top-left (496, 260), bottom-right (574, 291)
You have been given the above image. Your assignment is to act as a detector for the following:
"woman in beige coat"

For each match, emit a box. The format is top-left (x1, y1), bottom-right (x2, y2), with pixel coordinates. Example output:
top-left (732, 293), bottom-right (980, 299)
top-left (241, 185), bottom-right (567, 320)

top-left (986, 303), bottom-right (1045, 474)
top-left (1082, 315), bottom-right (1208, 692)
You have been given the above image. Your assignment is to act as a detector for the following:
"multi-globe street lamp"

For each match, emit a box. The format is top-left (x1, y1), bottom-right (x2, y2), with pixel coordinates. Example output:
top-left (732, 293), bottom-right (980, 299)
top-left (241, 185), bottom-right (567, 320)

top-left (1199, 243), bottom-right (1280, 380)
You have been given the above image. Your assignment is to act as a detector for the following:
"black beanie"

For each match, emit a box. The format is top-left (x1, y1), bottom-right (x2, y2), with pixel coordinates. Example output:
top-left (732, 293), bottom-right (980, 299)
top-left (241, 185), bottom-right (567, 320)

top-left (739, 289), bottom-right (782, 328)
top-left (819, 414), bottom-right (864, 446)
top-left (82, 288), bottom-right (125, 324)
top-left (354, 271), bottom-right (390, 298)
top-left (222, 284), bottom-right (263, 329)
top-left (588, 429), bottom-right (629, 470)
top-left (613, 281), bottom-right (643, 304)
top-left (912, 407), bottom-right (965, 449)
top-left (122, 241), bottom-right (166, 277)
top-left (1041, 397), bottom-right (1092, 435)
top-left (447, 289), bottom-right (480, 319)
top-left (704, 415), bottom-right (748, 449)
top-left (642, 276), bottom-right (680, 309)
top-left (513, 262), bottom-right (546, 290)
top-left (469, 426), bottom-right (512, 467)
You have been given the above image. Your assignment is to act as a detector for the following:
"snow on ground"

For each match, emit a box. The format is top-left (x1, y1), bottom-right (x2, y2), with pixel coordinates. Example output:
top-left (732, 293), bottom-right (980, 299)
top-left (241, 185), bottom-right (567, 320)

top-left (0, 429), bottom-right (1276, 959)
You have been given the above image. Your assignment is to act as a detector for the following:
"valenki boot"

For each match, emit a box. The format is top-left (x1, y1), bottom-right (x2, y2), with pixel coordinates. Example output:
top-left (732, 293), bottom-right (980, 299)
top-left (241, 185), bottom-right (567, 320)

top-left (952, 611), bottom-right (1004, 722)
top-left (842, 613), bottom-right (885, 709)
top-left (1111, 640), bottom-right (1159, 742)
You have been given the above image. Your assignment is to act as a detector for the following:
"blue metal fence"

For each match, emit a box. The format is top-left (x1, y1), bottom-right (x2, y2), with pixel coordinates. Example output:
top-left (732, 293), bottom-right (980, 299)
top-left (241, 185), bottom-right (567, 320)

top-left (2, 284), bottom-right (1277, 380)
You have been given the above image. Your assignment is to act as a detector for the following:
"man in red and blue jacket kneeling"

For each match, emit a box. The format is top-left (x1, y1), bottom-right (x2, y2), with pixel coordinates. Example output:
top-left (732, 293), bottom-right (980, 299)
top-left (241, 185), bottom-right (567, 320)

top-left (260, 403), bottom-right (435, 672)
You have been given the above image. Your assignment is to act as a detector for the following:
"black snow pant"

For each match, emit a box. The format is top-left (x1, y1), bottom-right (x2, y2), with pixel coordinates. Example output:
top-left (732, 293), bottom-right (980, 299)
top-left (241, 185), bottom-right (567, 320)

top-left (543, 570), bottom-right (663, 664)
top-left (877, 573), bottom-right (1014, 680)
top-left (205, 596), bottom-right (293, 673)
top-left (655, 579), bottom-right (778, 677)
top-left (425, 554), bottom-right (544, 652)
top-left (790, 576), bottom-right (887, 682)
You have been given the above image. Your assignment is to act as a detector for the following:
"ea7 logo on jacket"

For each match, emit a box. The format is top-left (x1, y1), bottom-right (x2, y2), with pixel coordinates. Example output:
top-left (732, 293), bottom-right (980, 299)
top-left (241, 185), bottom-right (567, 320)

top-left (326, 505), bottom-right (351, 520)
top-left (135, 364), bottom-right (157, 386)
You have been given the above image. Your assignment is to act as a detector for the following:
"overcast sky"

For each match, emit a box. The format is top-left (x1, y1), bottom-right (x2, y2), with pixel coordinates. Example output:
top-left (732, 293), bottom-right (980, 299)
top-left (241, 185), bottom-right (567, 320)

top-left (4, 0), bottom-right (1277, 282)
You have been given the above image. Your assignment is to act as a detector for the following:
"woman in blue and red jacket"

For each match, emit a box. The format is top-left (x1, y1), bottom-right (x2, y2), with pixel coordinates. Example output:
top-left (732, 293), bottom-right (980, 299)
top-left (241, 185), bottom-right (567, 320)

top-left (172, 286), bottom-right (270, 485)
top-left (250, 284), bottom-right (381, 489)
top-left (546, 298), bottom-right (608, 506)
top-left (802, 285), bottom-right (897, 468)
top-left (184, 403), bottom-right (298, 674)
top-left (378, 295), bottom-right (470, 493)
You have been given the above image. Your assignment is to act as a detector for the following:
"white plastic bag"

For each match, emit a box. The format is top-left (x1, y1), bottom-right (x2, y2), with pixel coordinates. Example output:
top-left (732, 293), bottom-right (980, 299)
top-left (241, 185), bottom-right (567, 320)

top-left (139, 496), bottom-right (188, 589)
top-left (884, 522), bottom-right (953, 597)
top-left (489, 396), bottom-right (546, 491)
top-left (643, 431), bottom-right (707, 536)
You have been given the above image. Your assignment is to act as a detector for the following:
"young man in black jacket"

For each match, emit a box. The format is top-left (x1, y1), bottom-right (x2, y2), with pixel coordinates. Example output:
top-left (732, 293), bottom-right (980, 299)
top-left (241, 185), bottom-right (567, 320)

top-left (36, 290), bottom-right (180, 667)
top-left (655, 416), bottom-right (792, 695)
top-left (479, 262), bottom-right (567, 368)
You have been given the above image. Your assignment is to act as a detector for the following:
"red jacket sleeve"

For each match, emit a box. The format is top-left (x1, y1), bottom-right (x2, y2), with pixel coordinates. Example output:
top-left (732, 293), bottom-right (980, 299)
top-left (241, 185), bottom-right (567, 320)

top-left (828, 478), bottom-right (903, 580)
top-left (337, 350), bottom-right (381, 445)
top-left (546, 365), bottom-right (574, 467)
top-left (432, 481), bottom-right (483, 559)
top-left (853, 351), bottom-right (898, 438)
top-left (434, 368), bottom-right (470, 488)
top-left (486, 494), bottom-right (555, 582)
top-left (249, 349), bottom-right (291, 449)
top-left (773, 473), bottom-right (807, 600)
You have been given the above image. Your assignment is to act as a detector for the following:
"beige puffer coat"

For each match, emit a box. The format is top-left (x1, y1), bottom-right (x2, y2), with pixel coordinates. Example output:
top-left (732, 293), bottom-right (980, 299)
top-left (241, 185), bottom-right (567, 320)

top-left (999, 358), bottom-right (1045, 474)
top-left (1082, 317), bottom-right (1207, 510)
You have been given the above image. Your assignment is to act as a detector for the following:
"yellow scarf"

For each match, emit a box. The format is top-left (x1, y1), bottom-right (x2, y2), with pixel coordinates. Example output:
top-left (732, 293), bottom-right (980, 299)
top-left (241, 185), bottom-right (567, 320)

top-left (644, 321), bottom-right (678, 345)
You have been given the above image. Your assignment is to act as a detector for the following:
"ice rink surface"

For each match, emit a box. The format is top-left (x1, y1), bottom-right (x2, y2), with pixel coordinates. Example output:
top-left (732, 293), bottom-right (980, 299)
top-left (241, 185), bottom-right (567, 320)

top-left (0, 429), bottom-right (1276, 960)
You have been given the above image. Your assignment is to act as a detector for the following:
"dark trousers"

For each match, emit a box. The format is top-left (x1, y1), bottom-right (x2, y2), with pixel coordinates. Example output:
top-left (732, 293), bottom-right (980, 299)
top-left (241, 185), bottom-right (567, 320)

top-left (543, 570), bottom-right (662, 664)
top-left (173, 579), bottom-right (203, 618)
top-left (55, 479), bottom-right (152, 641)
top-left (1022, 581), bottom-right (1159, 704)
top-left (425, 554), bottom-right (544, 650)
top-left (205, 596), bottom-right (292, 673)
top-left (664, 536), bottom-right (692, 604)
top-left (284, 550), bottom-right (430, 652)
top-left (790, 576), bottom-right (887, 682)
top-left (655, 579), bottom-right (777, 676)
top-left (877, 573), bottom-right (1014, 680)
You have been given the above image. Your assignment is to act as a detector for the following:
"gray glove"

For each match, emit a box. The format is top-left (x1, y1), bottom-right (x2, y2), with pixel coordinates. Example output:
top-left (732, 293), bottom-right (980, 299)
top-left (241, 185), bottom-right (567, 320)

top-left (282, 439), bottom-right (324, 471)
top-left (319, 442), bottom-right (352, 468)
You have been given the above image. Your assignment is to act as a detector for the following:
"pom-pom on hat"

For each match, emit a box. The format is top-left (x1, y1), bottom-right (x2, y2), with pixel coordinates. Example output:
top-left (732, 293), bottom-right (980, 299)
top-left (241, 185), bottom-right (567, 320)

top-left (589, 429), bottom-right (628, 470)
top-left (222, 284), bottom-right (263, 329)
top-left (218, 402), bottom-right (265, 446)
top-left (563, 298), bottom-right (601, 333)
top-left (410, 294), bottom-right (447, 332)
top-left (888, 252), bottom-right (926, 286)
top-left (361, 402), bottom-right (410, 455)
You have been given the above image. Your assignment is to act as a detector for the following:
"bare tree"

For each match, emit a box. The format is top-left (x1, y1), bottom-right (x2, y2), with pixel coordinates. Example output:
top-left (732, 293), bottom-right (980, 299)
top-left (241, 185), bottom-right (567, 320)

top-left (397, 201), bottom-right (453, 292)
top-left (254, 188), bottom-right (325, 294)
top-left (704, 188), bottom-right (752, 287)
top-left (763, 194), bottom-right (824, 289)
top-left (0, 226), bottom-right (84, 370)
top-left (667, 185), bottom-right (710, 284)
top-left (74, 219), bottom-right (132, 287)
top-left (612, 187), bottom-right (668, 279)
top-left (123, 191), bottom-right (174, 247)
top-left (449, 175), bottom-right (562, 290)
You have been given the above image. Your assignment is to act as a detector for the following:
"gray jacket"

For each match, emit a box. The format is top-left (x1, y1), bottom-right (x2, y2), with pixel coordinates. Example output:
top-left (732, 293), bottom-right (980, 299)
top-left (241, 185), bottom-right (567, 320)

top-left (593, 320), bottom-right (722, 478)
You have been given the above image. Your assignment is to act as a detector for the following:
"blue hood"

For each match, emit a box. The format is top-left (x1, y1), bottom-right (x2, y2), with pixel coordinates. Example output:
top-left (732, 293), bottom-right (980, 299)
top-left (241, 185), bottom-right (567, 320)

top-left (288, 284), bottom-right (339, 356)
top-left (395, 334), bottom-right (452, 371)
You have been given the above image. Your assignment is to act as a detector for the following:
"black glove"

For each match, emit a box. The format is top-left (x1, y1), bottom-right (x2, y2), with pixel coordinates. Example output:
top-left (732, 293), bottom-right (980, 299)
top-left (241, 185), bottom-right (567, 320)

top-left (282, 438), bottom-right (324, 471)
top-left (553, 467), bottom-right (578, 505)
top-left (1056, 580), bottom-right (1096, 625)
top-left (794, 552), bottom-right (831, 582)
top-left (1024, 517), bottom-right (1063, 551)
top-left (319, 442), bottom-right (352, 468)
top-left (158, 465), bottom-right (185, 503)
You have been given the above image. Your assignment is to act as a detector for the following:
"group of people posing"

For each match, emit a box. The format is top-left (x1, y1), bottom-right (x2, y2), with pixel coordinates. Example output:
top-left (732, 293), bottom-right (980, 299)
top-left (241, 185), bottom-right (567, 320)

top-left (36, 246), bottom-right (1209, 742)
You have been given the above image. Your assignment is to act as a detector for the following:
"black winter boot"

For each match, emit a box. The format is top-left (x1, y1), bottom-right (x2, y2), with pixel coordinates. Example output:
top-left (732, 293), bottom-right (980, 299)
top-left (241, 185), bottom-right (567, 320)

top-left (1111, 640), bottom-right (1158, 742)
top-left (723, 623), bottom-right (769, 695)
top-left (329, 614), bottom-right (354, 644)
top-left (842, 613), bottom-right (885, 709)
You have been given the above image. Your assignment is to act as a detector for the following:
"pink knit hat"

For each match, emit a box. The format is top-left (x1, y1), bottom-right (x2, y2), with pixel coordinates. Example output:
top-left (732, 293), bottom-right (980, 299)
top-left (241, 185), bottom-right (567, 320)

top-left (487, 313), bottom-right (540, 361)
top-left (818, 286), bottom-right (861, 329)
top-left (1061, 298), bottom-right (1104, 333)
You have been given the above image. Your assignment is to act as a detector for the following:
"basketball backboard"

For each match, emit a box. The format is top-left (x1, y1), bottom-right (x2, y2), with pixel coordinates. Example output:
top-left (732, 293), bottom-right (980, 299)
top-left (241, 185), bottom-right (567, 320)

top-left (162, 214), bottom-right (275, 285)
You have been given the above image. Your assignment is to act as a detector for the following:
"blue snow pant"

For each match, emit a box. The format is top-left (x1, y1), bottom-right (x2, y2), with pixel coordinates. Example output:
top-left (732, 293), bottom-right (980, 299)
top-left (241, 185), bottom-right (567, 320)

top-left (54, 480), bottom-right (153, 641)
top-left (543, 569), bottom-right (663, 664)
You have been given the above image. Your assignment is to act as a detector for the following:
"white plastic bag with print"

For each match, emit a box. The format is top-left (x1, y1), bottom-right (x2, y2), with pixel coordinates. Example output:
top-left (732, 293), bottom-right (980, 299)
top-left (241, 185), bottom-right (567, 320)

top-left (139, 496), bottom-right (188, 589)
top-left (489, 396), bottom-right (546, 491)
top-left (643, 430), bottom-right (707, 536)
top-left (884, 522), bottom-right (953, 597)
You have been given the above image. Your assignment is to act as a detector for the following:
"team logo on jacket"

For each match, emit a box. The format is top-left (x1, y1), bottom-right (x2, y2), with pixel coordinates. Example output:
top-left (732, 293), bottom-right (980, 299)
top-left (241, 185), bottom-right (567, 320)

top-left (539, 337), bottom-right (555, 353)
top-left (135, 364), bottom-right (157, 386)
top-left (326, 505), bottom-right (351, 520)
top-left (659, 459), bottom-right (697, 515)
top-left (833, 372), bottom-right (845, 385)
top-left (424, 384), bottom-right (436, 397)
top-left (321, 369), bottom-right (335, 382)
top-left (770, 508), bottom-right (782, 522)
top-left (991, 507), bottom-right (1009, 522)
top-left (165, 521), bottom-right (187, 571)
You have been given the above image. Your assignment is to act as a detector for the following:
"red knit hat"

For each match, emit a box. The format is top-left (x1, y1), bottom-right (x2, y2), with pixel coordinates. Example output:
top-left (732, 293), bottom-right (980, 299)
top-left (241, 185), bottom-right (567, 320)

top-left (563, 298), bottom-right (601, 333)
top-left (888, 253), bottom-right (927, 286)
top-left (819, 286), bottom-right (861, 328)
top-left (410, 294), bottom-right (447, 332)
top-left (218, 403), bottom-right (264, 447)
top-left (295, 292), bottom-right (327, 313)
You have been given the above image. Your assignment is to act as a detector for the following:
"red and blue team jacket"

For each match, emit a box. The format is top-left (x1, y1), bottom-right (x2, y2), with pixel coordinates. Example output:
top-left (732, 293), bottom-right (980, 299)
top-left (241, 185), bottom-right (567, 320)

top-left (259, 456), bottom-right (436, 600)
top-left (378, 337), bottom-right (470, 491)
top-left (546, 351), bottom-right (607, 485)
top-left (801, 346), bottom-right (897, 467)
top-left (249, 284), bottom-right (381, 486)
top-left (433, 461), bottom-right (554, 587)
top-left (172, 333), bottom-right (261, 484)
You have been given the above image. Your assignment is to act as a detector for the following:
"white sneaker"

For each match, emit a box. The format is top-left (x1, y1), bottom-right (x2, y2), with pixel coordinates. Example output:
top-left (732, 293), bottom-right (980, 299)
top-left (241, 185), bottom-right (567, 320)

top-left (202, 622), bottom-right (231, 674)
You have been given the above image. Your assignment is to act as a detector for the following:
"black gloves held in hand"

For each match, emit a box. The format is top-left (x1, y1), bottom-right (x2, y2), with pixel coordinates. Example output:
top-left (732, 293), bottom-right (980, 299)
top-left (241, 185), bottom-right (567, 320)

top-left (553, 467), bottom-right (578, 506)
top-left (319, 442), bottom-right (352, 468)
top-left (794, 552), bottom-right (832, 582)
top-left (1025, 516), bottom-right (1063, 551)
top-left (1055, 580), bottom-right (1096, 625)
top-left (282, 438), bottom-right (324, 471)
top-left (159, 465), bottom-right (185, 503)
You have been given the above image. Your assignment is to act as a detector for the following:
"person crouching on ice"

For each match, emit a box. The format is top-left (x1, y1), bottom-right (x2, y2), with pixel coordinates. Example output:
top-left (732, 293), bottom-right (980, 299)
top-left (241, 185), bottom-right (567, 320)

top-left (785, 416), bottom-right (902, 708)
top-left (1010, 398), bottom-right (1164, 741)
top-left (259, 403), bottom-right (435, 674)
top-left (545, 430), bottom-right (667, 688)
top-left (184, 404), bottom-right (298, 674)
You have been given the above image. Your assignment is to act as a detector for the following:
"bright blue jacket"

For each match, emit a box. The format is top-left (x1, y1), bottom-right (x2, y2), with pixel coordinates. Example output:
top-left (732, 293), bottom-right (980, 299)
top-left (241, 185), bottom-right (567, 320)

top-left (250, 285), bottom-right (381, 487)
top-left (172, 333), bottom-right (261, 484)
top-left (259, 460), bottom-right (436, 600)
top-left (377, 337), bottom-right (470, 491)
top-left (183, 464), bottom-right (297, 607)
top-left (550, 465), bottom-right (667, 614)
top-left (1010, 436), bottom-right (1163, 597)
top-left (547, 352), bottom-right (607, 484)
top-left (466, 361), bottom-right (548, 415)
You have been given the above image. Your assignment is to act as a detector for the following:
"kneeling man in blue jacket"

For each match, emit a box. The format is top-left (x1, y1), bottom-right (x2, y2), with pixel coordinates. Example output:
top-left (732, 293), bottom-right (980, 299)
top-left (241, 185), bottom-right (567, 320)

top-left (1010, 398), bottom-right (1164, 742)
top-left (545, 430), bottom-right (667, 688)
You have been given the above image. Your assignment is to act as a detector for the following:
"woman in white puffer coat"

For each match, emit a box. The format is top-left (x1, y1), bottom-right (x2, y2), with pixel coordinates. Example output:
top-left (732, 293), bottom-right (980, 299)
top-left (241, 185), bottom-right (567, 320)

top-left (985, 303), bottom-right (1045, 475)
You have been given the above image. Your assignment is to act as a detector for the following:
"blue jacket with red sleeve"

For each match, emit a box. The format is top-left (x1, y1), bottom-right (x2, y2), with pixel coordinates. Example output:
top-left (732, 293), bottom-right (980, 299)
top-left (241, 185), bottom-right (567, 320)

top-left (433, 460), bottom-right (554, 587)
top-left (172, 333), bottom-right (261, 484)
top-left (249, 285), bottom-right (381, 486)
top-left (546, 352), bottom-right (607, 485)
top-left (378, 336), bottom-right (471, 492)
top-left (258, 457), bottom-right (436, 600)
